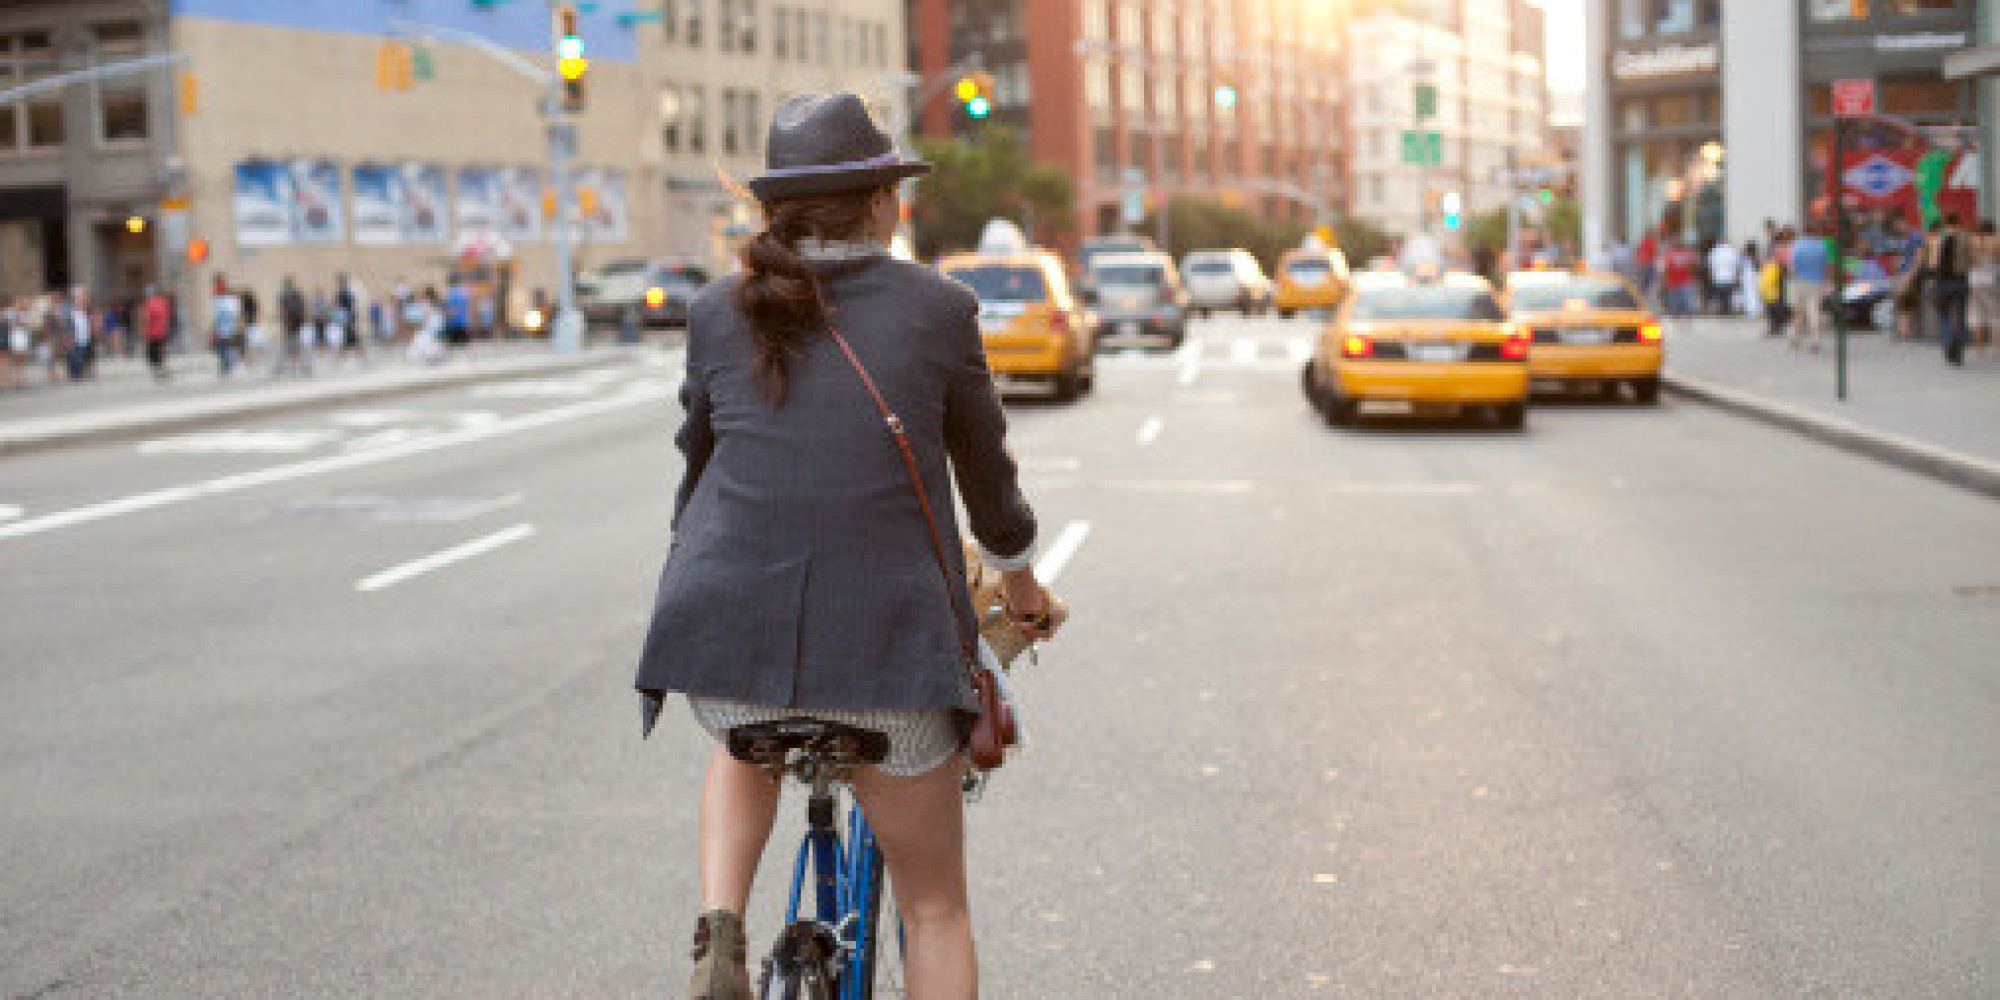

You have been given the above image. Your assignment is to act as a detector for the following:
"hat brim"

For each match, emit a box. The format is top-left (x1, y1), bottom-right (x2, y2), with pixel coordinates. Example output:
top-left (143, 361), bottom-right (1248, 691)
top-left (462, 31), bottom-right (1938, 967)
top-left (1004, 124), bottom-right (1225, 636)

top-left (746, 161), bottom-right (931, 202)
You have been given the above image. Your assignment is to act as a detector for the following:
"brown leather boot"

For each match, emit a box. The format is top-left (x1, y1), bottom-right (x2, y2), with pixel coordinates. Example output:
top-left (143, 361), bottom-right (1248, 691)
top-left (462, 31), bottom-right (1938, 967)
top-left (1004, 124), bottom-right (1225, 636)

top-left (689, 909), bottom-right (752, 1000)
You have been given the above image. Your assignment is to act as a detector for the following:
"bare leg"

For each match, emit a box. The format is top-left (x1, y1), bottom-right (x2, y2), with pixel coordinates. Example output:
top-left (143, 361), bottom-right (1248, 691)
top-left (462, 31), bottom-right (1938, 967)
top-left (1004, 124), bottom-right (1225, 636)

top-left (700, 745), bottom-right (782, 914)
top-left (851, 756), bottom-right (976, 1000)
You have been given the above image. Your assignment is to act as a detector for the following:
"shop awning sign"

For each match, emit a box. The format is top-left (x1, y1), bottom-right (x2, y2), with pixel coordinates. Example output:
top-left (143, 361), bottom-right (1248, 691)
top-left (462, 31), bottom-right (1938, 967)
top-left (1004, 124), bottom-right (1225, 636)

top-left (1843, 155), bottom-right (1911, 199)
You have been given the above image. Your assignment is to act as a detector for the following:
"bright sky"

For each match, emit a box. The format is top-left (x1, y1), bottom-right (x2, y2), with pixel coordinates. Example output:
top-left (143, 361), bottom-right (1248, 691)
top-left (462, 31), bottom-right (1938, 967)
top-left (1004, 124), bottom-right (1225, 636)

top-left (1540, 0), bottom-right (1585, 94)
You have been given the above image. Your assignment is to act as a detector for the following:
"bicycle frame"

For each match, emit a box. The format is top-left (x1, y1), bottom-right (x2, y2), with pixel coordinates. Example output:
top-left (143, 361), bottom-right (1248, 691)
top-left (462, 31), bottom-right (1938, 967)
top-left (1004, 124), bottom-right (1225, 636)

top-left (782, 785), bottom-right (888, 1000)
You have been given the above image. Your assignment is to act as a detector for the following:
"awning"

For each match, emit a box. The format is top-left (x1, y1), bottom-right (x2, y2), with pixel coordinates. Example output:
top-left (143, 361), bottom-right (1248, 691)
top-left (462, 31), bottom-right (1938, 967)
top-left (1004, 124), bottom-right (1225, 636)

top-left (1944, 44), bottom-right (2000, 80)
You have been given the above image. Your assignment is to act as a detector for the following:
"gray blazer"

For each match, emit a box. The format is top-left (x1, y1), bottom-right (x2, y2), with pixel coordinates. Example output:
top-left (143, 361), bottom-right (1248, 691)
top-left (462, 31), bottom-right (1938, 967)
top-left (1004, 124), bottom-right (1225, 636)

top-left (635, 254), bottom-right (1036, 728)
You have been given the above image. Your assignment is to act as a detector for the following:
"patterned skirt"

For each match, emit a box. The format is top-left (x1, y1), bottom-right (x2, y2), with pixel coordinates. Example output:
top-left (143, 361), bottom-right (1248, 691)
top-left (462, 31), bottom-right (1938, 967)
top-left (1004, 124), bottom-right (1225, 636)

top-left (687, 696), bottom-right (962, 777)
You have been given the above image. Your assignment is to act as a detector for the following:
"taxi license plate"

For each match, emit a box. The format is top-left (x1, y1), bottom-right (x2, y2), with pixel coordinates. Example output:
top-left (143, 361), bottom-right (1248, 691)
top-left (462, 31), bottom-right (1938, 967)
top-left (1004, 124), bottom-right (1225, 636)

top-left (1409, 342), bottom-right (1466, 362)
top-left (1117, 321), bottom-right (1141, 337)
top-left (979, 315), bottom-right (1012, 334)
top-left (1562, 328), bottom-right (1611, 345)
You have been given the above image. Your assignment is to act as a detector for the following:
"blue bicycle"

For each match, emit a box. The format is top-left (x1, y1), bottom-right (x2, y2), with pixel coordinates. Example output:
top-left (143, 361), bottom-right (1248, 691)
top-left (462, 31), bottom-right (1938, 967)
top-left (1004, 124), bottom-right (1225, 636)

top-left (727, 719), bottom-right (900, 1000)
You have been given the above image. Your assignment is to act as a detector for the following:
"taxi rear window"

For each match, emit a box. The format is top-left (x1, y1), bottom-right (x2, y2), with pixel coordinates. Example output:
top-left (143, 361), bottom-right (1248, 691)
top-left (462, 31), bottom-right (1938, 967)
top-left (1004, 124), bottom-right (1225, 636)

top-left (1350, 287), bottom-right (1504, 321)
top-left (1285, 257), bottom-right (1331, 278)
top-left (1510, 280), bottom-right (1639, 311)
top-left (949, 266), bottom-right (1049, 302)
top-left (1095, 264), bottom-right (1166, 287)
top-left (1186, 259), bottom-right (1232, 275)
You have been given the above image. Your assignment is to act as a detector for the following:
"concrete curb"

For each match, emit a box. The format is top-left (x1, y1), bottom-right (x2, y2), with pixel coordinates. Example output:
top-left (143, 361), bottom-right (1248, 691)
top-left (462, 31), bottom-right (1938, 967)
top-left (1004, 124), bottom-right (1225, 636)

top-left (0, 349), bottom-right (639, 458)
top-left (1663, 373), bottom-right (2000, 500)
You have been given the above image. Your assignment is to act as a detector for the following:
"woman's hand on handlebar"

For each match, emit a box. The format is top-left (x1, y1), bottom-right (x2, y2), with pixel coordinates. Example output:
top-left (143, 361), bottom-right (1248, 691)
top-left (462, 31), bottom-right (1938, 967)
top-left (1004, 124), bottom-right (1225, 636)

top-left (1000, 567), bottom-right (1065, 641)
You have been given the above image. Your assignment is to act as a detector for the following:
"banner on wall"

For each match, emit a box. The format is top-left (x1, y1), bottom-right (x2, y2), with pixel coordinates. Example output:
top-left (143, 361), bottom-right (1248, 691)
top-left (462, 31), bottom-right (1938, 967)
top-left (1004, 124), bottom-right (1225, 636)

top-left (576, 168), bottom-right (629, 242)
top-left (290, 159), bottom-right (345, 244)
top-left (350, 163), bottom-right (403, 245)
top-left (232, 161), bottom-right (293, 246)
top-left (498, 166), bottom-right (543, 242)
top-left (455, 166), bottom-right (503, 237)
top-left (402, 163), bottom-right (449, 243)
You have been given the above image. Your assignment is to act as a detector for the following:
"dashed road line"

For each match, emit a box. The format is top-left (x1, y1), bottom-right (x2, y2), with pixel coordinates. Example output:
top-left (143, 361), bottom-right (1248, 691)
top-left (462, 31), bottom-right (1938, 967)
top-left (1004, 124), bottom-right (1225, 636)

top-left (1136, 417), bottom-right (1164, 446)
top-left (356, 522), bottom-right (537, 592)
top-left (0, 504), bottom-right (21, 522)
top-left (1035, 520), bottom-right (1092, 586)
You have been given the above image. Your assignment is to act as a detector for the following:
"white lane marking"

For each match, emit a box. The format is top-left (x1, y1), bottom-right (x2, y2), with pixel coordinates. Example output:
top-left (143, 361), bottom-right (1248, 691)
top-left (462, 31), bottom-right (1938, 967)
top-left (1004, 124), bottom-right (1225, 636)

top-left (329, 409), bottom-right (421, 428)
top-left (1023, 456), bottom-right (1082, 472)
top-left (356, 522), bottom-right (537, 592)
top-left (1136, 417), bottom-right (1164, 446)
top-left (1110, 479), bottom-right (1256, 494)
top-left (1230, 339), bottom-right (1259, 363)
top-left (0, 381), bottom-right (674, 542)
top-left (1174, 335), bottom-right (1202, 386)
top-left (0, 504), bottom-right (21, 522)
top-left (138, 429), bottom-right (340, 455)
top-left (1034, 520), bottom-right (1092, 585)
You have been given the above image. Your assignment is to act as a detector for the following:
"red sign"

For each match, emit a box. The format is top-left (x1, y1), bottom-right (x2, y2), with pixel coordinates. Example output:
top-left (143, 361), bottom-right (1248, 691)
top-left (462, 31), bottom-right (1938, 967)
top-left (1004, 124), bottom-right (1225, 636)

top-left (1831, 78), bottom-right (1876, 117)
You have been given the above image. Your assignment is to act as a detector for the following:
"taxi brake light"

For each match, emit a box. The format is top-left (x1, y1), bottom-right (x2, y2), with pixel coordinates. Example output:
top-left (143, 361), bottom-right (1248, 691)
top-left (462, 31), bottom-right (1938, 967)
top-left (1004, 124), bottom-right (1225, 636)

top-left (1637, 320), bottom-right (1664, 343)
top-left (644, 287), bottom-right (667, 309)
top-left (1500, 323), bottom-right (1531, 361)
top-left (1050, 310), bottom-right (1072, 334)
top-left (1341, 334), bottom-right (1374, 359)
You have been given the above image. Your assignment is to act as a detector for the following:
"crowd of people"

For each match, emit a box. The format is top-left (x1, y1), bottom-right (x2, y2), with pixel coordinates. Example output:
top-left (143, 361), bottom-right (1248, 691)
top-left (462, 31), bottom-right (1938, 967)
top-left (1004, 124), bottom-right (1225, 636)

top-left (0, 272), bottom-right (521, 391)
top-left (1601, 211), bottom-right (1995, 368)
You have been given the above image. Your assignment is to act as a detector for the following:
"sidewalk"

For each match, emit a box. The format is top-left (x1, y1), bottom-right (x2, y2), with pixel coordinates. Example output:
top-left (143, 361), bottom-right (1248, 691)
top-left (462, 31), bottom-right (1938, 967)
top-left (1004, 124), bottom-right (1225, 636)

top-left (1663, 316), bottom-right (2000, 497)
top-left (0, 339), bottom-right (653, 457)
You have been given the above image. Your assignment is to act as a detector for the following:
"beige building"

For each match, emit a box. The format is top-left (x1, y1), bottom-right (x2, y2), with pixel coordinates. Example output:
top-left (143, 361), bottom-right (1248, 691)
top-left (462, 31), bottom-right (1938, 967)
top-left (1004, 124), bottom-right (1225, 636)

top-left (1344, 0), bottom-right (1549, 238)
top-left (0, 0), bottom-right (905, 318)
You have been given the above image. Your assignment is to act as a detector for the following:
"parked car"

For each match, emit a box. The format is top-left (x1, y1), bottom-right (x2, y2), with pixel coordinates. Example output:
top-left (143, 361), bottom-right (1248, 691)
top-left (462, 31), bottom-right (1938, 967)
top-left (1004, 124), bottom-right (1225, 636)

top-left (1181, 248), bottom-right (1273, 316)
top-left (577, 257), bottom-right (710, 329)
top-left (1503, 270), bottom-right (1664, 403)
top-left (1088, 251), bottom-right (1189, 348)
top-left (1303, 271), bottom-right (1530, 428)
top-left (940, 245), bottom-right (1096, 402)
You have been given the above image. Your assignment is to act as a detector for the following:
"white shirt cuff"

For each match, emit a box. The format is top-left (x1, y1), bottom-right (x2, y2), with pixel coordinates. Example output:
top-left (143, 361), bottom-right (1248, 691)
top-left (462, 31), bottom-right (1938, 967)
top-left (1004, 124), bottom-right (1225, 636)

top-left (979, 541), bottom-right (1036, 572)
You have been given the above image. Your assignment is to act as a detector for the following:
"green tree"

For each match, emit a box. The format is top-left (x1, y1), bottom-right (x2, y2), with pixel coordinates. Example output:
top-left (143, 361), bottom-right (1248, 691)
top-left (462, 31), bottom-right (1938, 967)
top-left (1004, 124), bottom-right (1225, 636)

top-left (912, 129), bottom-right (1075, 258)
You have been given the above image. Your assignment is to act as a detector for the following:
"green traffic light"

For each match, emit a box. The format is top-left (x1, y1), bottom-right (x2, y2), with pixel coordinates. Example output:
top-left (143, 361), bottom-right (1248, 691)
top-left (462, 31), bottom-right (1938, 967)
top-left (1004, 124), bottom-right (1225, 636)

top-left (1537, 188), bottom-right (1555, 205)
top-left (966, 96), bottom-right (991, 118)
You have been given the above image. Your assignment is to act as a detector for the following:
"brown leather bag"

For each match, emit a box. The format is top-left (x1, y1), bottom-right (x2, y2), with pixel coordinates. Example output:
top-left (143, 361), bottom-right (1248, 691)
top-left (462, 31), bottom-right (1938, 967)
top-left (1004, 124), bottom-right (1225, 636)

top-left (825, 323), bottom-right (1017, 771)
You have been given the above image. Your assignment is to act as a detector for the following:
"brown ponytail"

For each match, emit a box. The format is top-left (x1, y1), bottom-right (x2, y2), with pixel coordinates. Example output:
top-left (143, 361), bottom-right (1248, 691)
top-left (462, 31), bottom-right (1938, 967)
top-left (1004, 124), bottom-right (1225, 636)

top-left (737, 186), bottom-right (887, 404)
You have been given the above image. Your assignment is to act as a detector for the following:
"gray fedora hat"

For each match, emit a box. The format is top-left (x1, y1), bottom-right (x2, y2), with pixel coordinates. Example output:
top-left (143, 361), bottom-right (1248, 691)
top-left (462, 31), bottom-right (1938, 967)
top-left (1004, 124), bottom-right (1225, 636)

top-left (746, 92), bottom-right (930, 201)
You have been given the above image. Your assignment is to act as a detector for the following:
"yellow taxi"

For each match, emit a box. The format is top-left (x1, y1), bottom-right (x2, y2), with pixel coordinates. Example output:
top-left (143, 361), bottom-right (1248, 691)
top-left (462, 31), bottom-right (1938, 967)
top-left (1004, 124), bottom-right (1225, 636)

top-left (940, 246), bottom-right (1095, 402)
top-left (1302, 271), bottom-right (1531, 428)
top-left (1273, 247), bottom-right (1352, 317)
top-left (1503, 270), bottom-right (1664, 403)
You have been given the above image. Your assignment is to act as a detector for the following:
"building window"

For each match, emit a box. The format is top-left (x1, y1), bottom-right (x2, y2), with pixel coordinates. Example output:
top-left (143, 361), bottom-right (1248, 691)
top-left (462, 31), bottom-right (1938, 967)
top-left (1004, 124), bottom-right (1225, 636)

top-left (98, 84), bottom-right (147, 143)
top-left (1094, 126), bottom-right (1117, 176)
top-left (774, 5), bottom-right (788, 57)
top-left (718, 0), bottom-right (736, 51)
top-left (686, 84), bottom-right (707, 153)
top-left (722, 89), bottom-right (741, 154)
top-left (661, 84), bottom-right (684, 151)
top-left (686, 0), bottom-right (704, 46)
top-left (813, 12), bottom-right (829, 62)
top-left (1, 31), bottom-right (60, 152)
top-left (739, 0), bottom-right (757, 52)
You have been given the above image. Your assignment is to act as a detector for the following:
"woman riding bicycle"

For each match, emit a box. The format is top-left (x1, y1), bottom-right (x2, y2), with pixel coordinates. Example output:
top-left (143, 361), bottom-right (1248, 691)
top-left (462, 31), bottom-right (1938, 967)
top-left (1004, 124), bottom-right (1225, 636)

top-left (635, 92), bottom-right (1062, 1000)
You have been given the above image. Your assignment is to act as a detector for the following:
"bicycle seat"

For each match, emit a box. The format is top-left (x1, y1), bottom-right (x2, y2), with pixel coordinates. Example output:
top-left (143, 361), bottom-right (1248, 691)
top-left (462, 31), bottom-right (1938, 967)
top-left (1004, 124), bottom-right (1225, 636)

top-left (726, 718), bottom-right (890, 775)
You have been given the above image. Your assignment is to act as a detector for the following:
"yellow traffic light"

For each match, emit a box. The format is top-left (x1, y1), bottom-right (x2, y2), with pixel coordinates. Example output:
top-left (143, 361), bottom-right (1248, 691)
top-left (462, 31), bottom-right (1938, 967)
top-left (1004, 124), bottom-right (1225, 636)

top-left (955, 77), bottom-right (979, 102)
top-left (578, 185), bottom-right (599, 218)
top-left (125, 215), bottom-right (146, 234)
top-left (554, 5), bottom-right (586, 112)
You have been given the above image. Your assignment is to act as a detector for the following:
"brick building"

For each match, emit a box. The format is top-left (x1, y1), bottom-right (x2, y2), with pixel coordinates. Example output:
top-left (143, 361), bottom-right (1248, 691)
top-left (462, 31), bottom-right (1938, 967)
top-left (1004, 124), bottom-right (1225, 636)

top-left (911, 0), bottom-right (1350, 247)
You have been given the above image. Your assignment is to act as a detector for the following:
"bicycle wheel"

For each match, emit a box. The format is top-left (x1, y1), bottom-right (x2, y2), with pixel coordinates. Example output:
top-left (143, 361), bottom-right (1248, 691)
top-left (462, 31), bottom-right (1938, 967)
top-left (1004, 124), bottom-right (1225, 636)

top-left (760, 922), bottom-right (836, 1000)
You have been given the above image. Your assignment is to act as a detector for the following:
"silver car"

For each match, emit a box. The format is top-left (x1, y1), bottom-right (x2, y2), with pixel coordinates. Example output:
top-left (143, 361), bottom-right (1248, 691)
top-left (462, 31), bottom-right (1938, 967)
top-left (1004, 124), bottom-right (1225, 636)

top-left (1089, 252), bottom-right (1189, 349)
top-left (1181, 248), bottom-right (1273, 316)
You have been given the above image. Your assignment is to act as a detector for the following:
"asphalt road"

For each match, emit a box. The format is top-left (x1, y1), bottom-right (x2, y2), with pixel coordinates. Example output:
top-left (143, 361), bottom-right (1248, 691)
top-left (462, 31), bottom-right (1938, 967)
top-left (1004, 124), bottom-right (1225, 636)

top-left (2, 315), bottom-right (1994, 998)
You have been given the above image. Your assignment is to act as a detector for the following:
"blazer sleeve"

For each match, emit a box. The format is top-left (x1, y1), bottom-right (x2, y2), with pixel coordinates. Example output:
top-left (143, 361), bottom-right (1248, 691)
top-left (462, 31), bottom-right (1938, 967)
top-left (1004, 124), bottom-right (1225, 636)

top-left (939, 286), bottom-right (1037, 562)
top-left (671, 340), bottom-right (715, 533)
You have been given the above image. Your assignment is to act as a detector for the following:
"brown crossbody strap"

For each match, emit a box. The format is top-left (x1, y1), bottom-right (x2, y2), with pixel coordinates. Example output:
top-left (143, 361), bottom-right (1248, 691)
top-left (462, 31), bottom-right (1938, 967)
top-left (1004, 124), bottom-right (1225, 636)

top-left (824, 322), bottom-right (982, 672)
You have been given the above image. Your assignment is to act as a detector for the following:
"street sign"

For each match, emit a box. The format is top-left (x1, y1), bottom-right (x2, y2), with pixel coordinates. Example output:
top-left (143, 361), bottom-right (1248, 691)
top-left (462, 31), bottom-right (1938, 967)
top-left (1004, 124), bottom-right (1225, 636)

top-left (1121, 190), bottom-right (1146, 226)
top-left (1413, 83), bottom-right (1437, 120)
top-left (1831, 78), bottom-right (1875, 117)
top-left (1401, 130), bottom-right (1442, 167)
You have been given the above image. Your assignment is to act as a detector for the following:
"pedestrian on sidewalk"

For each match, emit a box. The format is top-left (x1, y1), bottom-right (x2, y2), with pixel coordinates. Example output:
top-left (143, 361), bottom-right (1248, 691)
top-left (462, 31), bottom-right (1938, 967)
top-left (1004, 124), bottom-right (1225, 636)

top-left (140, 285), bottom-right (173, 381)
top-left (1966, 219), bottom-right (1996, 363)
top-left (333, 273), bottom-right (367, 367)
top-left (275, 276), bottom-right (311, 377)
top-left (1761, 233), bottom-right (1793, 337)
top-left (238, 283), bottom-right (262, 363)
top-left (49, 288), bottom-right (97, 381)
top-left (1662, 239), bottom-right (1699, 316)
top-left (1788, 224), bottom-right (1831, 353)
top-left (1739, 240), bottom-right (1764, 320)
top-left (1636, 227), bottom-right (1660, 304)
top-left (443, 278), bottom-right (472, 352)
top-left (209, 274), bottom-right (244, 378)
top-left (0, 296), bottom-right (26, 389)
top-left (634, 92), bottom-right (1061, 1000)
top-left (1707, 239), bottom-right (1741, 316)
top-left (1890, 215), bottom-right (1927, 342)
top-left (1925, 213), bottom-right (1970, 366)
top-left (407, 286), bottom-right (447, 364)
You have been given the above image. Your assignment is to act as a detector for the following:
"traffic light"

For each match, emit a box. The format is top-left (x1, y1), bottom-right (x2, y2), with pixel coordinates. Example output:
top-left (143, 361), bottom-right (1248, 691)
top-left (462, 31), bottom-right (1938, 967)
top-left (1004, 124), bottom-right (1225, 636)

top-left (555, 4), bottom-right (588, 113)
top-left (956, 72), bottom-right (994, 120)
top-left (1536, 187), bottom-right (1555, 206)
top-left (1440, 190), bottom-right (1463, 231)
